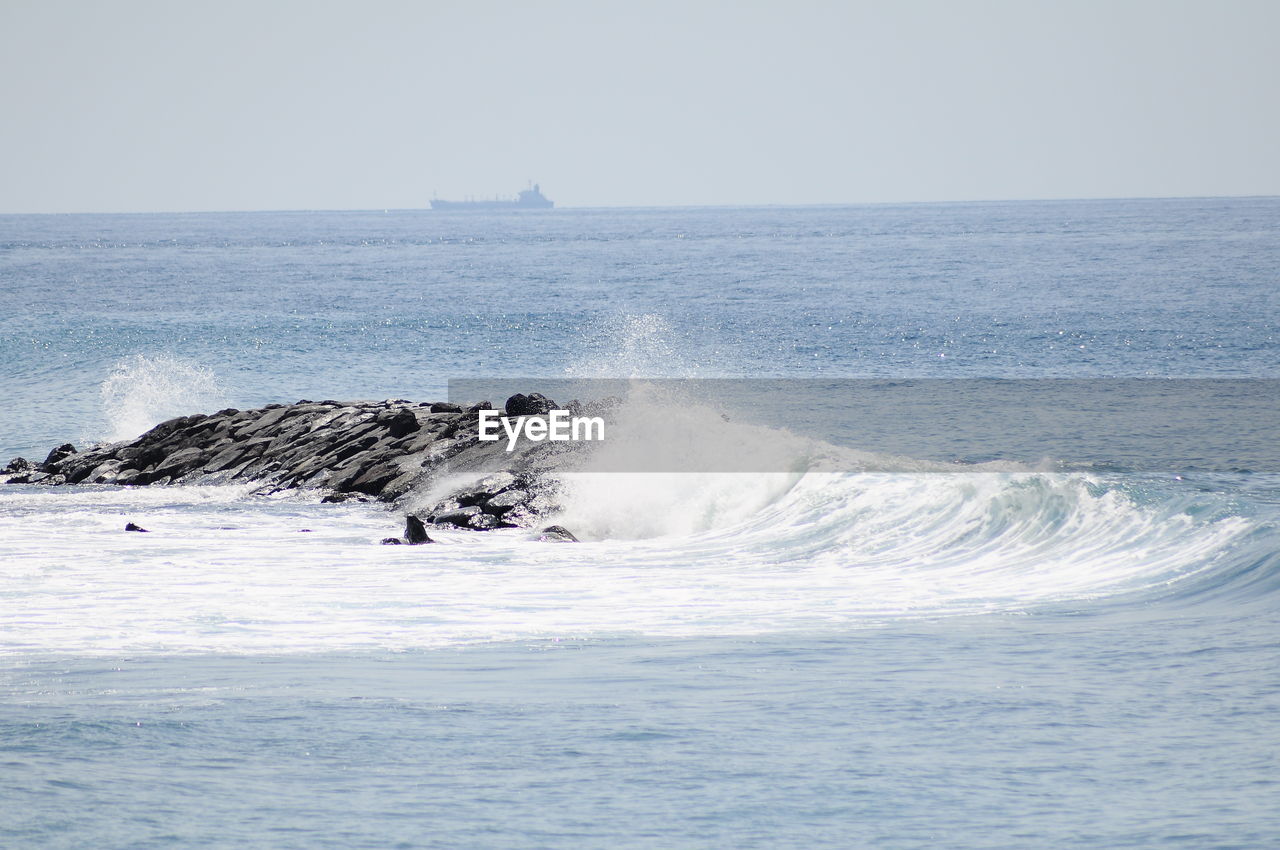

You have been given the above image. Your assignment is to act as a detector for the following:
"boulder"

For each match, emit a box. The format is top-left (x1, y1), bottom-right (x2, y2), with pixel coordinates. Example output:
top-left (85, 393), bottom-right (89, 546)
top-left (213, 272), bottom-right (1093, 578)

top-left (378, 408), bottom-right (421, 438)
top-left (344, 460), bottom-right (403, 497)
top-left (538, 525), bottom-right (579, 542)
top-left (468, 513), bottom-right (500, 530)
top-left (429, 402), bottom-right (463, 414)
top-left (152, 446), bottom-right (210, 480)
top-left (404, 515), bottom-right (433, 544)
top-left (84, 459), bottom-right (124, 484)
top-left (432, 505), bottom-right (483, 528)
top-left (483, 489), bottom-right (528, 516)
top-left (379, 516), bottom-right (433, 545)
top-left (3, 457), bottom-right (32, 474)
top-left (455, 490), bottom-right (490, 508)
top-left (505, 392), bottom-right (556, 416)
top-left (42, 443), bottom-right (77, 469)
top-left (124, 522), bottom-right (149, 532)
top-left (202, 442), bottom-right (255, 474)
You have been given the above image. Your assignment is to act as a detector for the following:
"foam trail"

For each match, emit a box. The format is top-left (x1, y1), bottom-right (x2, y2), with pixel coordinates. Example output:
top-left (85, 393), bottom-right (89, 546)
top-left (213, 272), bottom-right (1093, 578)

top-left (99, 354), bottom-right (230, 443)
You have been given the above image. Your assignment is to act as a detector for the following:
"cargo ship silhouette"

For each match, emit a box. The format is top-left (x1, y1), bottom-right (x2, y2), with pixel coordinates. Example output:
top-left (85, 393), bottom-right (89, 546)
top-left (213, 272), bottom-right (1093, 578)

top-left (430, 183), bottom-right (554, 210)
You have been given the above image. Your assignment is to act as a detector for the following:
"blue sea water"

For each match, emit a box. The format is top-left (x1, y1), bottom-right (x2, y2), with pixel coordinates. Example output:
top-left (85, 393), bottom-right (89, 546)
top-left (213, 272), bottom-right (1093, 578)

top-left (1, 199), bottom-right (1279, 847)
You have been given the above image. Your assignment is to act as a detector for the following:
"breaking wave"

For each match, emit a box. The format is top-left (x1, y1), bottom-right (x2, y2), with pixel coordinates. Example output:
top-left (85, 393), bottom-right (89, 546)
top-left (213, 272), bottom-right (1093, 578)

top-left (99, 354), bottom-right (230, 443)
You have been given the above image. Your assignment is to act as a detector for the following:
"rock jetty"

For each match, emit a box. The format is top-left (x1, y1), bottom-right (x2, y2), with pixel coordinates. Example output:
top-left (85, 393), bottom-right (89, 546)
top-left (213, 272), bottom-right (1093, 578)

top-left (2, 396), bottom-right (584, 533)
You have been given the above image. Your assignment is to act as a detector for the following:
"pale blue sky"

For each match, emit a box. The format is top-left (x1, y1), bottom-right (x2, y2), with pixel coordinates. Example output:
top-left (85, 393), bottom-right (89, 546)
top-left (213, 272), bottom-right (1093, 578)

top-left (1, 0), bottom-right (1277, 212)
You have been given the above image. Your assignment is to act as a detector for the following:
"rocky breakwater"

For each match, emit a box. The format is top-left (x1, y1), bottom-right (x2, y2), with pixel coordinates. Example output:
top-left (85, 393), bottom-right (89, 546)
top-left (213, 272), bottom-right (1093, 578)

top-left (2, 394), bottom-right (583, 534)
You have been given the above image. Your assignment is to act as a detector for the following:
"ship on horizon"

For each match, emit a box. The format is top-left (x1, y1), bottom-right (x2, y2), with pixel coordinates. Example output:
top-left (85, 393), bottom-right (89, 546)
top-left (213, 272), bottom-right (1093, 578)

top-left (430, 183), bottom-right (554, 210)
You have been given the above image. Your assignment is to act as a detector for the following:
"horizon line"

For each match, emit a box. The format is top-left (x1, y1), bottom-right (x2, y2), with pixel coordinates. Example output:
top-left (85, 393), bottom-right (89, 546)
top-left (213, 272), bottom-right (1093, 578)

top-left (2, 192), bottom-right (1278, 217)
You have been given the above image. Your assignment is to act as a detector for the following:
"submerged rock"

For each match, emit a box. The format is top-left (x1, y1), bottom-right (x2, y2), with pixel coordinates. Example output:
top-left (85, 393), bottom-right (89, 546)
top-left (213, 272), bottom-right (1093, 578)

top-left (380, 515), bottom-right (433, 545)
top-left (538, 525), bottom-right (579, 543)
top-left (404, 515), bottom-right (433, 544)
top-left (124, 522), bottom-right (149, 533)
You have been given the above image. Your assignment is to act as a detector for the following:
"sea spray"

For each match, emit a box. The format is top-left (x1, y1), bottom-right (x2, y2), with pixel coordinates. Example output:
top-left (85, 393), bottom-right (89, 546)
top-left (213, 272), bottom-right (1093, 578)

top-left (563, 313), bottom-right (752, 380)
top-left (98, 354), bottom-right (230, 443)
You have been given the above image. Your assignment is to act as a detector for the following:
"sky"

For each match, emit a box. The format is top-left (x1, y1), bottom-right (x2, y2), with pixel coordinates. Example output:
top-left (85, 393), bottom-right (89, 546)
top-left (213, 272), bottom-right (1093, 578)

top-left (0, 0), bottom-right (1277, 213)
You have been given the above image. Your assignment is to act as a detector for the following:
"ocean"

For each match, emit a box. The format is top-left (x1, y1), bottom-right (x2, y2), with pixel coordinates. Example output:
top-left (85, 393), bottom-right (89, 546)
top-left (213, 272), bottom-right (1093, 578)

top-left (1, 198), bottom-right (1278, 848)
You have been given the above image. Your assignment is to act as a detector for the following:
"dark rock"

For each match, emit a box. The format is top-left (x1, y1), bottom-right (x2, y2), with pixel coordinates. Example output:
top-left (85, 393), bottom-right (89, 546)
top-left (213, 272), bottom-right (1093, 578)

top-left (429, 401), bottom-right (463, 414)
top-left (381, 537), bottom-right (404, 545)
top-left (64, 462), bottom-right (97, 485)
top-left (439, 416), bottom-right (474, 439)
top-left (378, 408), bottom-right (421, 438)
top-left (124, 522), bottom-right (149, 532)
top-left (115, 446), bottom-right (145, 464)
top-left (432, 506), bottom-right (483, 528)
top-left (232, 407), bottom-right (293, 438)
top-left (142, 414), bottom-right (208, 443)
top-left (3, 457), bottom-right (32, 474)
top-left (505, 392), bottom-right (556, 416)
top-left (539, 525), bottom-right (579, 542)
top-left (344, 461), bottom-right (403, 497)
top-left (404, 515), bottom-right (433, 544)
top-left (330, 433), bottom-right (381, 465)
top-left (378, 470), bottom-right (421, 503)
top-left (27, 398), bottom-right (566, 522)
top-left (153, 446), bottom-right (210, 480)
top-left (466, 401), bottom-right (493, 413)
top-left (84, 459), bottom-right (124, 484)
top-left (203, 442), bottom-right (256, 474)
top-left (43, 443), bottom-right (77, 468)
top-left (321, 493), bottom-right (349, 503)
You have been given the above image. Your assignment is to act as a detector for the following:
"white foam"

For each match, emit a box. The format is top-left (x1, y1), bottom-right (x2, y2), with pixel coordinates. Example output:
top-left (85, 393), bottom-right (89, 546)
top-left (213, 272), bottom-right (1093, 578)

top-left (0, 471), bottom-right (1256, 657)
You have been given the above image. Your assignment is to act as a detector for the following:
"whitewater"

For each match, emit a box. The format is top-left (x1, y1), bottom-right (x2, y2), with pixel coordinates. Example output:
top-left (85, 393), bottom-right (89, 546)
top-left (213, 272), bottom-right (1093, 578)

top-left (2, 200), bottom-right (1278, 848)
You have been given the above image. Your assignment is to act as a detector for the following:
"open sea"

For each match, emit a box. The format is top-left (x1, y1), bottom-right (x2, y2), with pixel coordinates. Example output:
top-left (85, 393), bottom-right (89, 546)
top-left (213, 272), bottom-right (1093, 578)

top-left (1, 198), bottom-right (1279, 848)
